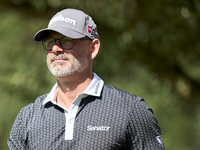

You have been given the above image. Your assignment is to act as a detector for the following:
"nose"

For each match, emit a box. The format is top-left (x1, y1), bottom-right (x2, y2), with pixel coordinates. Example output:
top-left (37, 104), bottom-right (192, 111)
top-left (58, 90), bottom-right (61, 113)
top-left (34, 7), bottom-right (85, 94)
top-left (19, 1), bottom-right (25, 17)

top-left (52, 40), bottom-right (64, 54)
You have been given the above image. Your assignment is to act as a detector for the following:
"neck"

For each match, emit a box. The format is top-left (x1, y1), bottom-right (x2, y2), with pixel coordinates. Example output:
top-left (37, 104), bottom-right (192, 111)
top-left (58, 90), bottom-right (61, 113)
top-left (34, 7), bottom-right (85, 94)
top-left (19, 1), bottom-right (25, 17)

top-left (55, 72), bottom-right (93, 110)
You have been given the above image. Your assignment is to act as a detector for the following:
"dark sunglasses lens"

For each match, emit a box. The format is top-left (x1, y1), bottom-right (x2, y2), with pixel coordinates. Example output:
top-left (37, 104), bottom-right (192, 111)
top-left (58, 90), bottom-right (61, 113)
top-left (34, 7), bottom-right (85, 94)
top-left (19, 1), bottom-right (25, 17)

top-left (60, 37), bottom-right (74, 50)
top-left (43, 38), bottom-right (55, 50)
top-left (42, 37), bottom-right (75, 50)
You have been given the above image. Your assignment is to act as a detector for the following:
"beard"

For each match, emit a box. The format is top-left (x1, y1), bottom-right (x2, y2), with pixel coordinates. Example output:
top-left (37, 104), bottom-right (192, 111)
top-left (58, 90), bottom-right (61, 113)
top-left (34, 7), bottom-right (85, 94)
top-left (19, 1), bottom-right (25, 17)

top-left (47, 53), bottom-right (89, 78)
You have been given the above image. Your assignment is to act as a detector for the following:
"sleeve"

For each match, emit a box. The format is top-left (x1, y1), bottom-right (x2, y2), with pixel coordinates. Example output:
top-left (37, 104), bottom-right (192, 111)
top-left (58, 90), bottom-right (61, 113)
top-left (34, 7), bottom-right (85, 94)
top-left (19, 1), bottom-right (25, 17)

top-left (127, 97), bottom-right (165, 150)
top-left (7, 105), bottom-right (32, 150)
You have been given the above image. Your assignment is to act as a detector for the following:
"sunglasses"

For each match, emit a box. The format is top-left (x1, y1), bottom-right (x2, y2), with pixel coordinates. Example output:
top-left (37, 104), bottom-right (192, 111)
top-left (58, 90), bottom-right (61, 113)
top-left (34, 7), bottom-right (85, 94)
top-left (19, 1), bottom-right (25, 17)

top-left (42, 36), bottom-right (91, 51)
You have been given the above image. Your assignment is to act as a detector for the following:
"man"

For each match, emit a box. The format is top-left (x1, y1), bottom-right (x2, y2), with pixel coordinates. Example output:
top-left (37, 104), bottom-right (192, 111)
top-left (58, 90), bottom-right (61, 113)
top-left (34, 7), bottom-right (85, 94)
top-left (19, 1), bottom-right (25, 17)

top-left (8, 8), bottom-right (164, 149)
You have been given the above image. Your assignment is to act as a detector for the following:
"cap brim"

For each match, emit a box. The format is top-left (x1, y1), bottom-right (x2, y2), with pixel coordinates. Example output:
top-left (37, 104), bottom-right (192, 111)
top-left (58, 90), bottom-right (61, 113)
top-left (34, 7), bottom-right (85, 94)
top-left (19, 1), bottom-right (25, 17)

top-left (34, 27), bottom-right (85, 41)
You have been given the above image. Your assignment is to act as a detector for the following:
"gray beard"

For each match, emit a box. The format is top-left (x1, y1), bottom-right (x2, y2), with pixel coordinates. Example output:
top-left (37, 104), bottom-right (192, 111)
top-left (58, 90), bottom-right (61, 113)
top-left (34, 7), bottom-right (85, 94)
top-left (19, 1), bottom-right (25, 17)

top-left (47, 60), bottom-right (82, 77)
top-left (47, 56), bottom-right (89, 78)
top-left (47, 53), bottom-right (89, 78)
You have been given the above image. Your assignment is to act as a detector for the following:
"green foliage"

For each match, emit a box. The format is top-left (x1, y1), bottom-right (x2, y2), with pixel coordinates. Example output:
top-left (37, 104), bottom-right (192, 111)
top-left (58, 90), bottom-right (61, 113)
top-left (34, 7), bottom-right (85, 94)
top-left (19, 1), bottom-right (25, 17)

top-left (0, 8), bottom-right (56, 150)
top-left (1, 0), bottom-right (200, 149)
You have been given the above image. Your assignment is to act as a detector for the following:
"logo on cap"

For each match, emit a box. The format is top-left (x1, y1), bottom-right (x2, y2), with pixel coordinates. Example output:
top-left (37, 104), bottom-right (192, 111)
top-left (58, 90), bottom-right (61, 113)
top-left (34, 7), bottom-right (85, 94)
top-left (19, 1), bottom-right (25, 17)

top-left (87, 26), bottom-right (93, 34)
top-left (49, 15), bottom-right (77, 26)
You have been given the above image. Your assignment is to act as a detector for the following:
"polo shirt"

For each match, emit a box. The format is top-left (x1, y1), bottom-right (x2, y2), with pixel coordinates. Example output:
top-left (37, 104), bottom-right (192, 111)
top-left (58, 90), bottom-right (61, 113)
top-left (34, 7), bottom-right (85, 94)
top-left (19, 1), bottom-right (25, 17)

top-left (8, 73), bottom-right (165, 150)
top-left (42, 73), bottom-right (104, 140)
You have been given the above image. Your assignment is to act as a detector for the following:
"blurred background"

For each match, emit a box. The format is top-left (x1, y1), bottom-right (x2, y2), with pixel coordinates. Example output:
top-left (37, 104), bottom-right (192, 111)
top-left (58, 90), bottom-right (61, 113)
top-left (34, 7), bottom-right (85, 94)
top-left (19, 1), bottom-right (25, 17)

top-left (0, 0), bottom-right (200, 149)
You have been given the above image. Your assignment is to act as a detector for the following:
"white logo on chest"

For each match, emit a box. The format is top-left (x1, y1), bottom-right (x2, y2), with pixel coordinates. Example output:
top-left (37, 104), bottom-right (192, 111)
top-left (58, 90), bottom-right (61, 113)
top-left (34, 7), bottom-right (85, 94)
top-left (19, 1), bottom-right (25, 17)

top-left (87, 125), bottom-right (110, 131)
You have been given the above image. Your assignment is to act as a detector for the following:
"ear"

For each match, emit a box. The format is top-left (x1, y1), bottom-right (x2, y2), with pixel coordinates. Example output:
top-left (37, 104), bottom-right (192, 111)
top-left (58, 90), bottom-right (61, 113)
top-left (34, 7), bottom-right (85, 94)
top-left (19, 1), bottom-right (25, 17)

top-left (90, 39), bottom-right (100, 60)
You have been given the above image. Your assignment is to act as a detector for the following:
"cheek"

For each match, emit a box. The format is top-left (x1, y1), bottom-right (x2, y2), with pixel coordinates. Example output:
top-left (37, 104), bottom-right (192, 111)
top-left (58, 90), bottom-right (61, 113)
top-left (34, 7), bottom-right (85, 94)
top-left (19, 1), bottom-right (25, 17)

top-left (46, 53), bottom-right (52, 61)
top-left (46, 56), bottom-right (52, 65)
top-left (75, 51), bottom-right (89, 62)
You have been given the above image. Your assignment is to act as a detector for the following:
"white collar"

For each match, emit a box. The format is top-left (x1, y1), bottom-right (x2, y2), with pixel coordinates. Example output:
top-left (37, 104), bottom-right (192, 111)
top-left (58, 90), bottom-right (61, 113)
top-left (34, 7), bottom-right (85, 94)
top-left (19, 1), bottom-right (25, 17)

top-left (42, 73), bottom-right (104, 105)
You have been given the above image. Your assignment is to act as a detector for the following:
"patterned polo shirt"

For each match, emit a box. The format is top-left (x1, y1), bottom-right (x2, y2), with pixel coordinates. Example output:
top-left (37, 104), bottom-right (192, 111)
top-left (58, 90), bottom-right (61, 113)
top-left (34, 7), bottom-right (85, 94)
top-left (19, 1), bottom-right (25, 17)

top-left (42, 73), bottom-right (104, 140)
top-left (8, 73), bottom-right (164, 150)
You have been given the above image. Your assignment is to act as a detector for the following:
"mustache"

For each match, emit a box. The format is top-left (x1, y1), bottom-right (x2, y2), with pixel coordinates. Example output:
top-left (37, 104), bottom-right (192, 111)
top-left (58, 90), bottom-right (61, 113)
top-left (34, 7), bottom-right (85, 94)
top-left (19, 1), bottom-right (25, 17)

top-left (49, 54), bottom-right (70, 62)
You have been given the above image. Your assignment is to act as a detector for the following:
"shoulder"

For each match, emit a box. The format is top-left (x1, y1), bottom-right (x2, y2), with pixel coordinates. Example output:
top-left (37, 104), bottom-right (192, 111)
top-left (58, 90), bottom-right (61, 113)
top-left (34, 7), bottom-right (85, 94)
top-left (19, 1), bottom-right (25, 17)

top-left (102, 85), bottom-right (162, 135)
top-left (102, 83), bottom-right (144, 104)
top-left (24, 94), bottom-right (47, 109)
top-left (102, 83), bottom-right (154, 122)
top-left (18, 94), bottom-right (48, 118)
top-left (10, 94), bottom-right (48, 136)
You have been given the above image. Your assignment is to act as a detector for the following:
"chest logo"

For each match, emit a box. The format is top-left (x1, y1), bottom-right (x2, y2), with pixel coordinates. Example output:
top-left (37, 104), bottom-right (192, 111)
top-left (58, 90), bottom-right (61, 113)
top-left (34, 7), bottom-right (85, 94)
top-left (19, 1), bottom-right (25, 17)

top-left (87, 125), bottom-right (110, 131)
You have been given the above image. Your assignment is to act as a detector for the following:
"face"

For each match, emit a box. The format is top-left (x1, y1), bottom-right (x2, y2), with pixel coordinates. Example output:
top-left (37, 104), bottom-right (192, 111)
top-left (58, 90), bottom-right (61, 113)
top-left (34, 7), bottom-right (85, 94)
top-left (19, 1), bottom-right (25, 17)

top-left (46, 32), bottom-right (92, 78)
